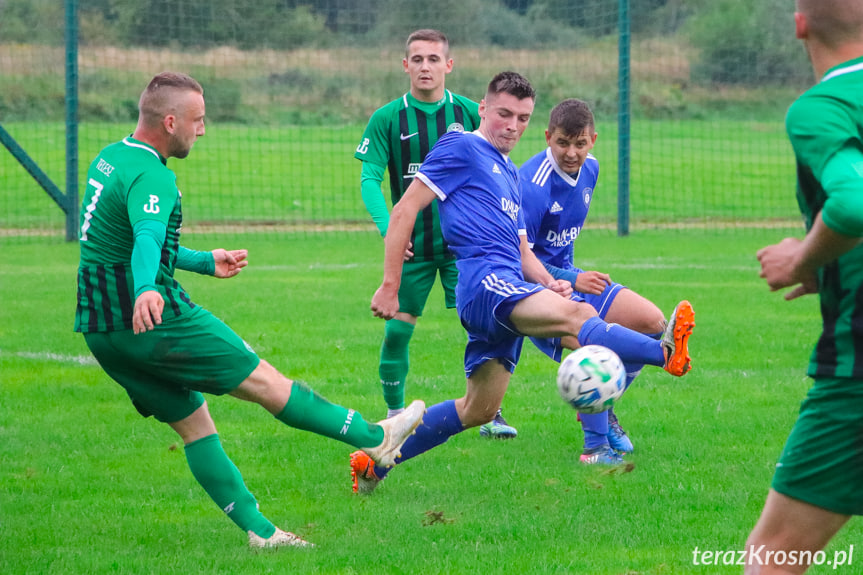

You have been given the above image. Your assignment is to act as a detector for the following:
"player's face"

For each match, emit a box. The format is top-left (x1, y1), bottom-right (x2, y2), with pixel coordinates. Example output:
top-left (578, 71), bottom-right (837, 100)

top-left (478, 92), bottom-right (534, 155)
top-left (403, 40), bottom-right (452, 100)
top-left (167, 91), bottom-right (206, 159)
top-left (545, 127), bottom-right (597, 174)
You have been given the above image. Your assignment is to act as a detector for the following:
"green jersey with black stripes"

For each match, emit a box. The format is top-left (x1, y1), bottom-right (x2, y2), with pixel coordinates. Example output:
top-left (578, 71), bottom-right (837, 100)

top-left (355, 90), bottom-right (480, 262)
top-left (74, 136), bottom-right (195, 333)
top-left (786, 55), bottom-right (863, 378)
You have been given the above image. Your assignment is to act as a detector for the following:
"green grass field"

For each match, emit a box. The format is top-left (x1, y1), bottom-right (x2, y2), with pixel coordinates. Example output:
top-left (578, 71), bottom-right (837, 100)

top-left (2, 229), bottom-right (860, 574)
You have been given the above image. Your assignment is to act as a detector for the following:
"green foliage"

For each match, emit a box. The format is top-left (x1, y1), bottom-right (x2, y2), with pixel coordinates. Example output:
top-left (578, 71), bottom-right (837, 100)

top-left (77, 0), bottom-right (328, 49)
top-left (0, 0), bottom-right (63, 44)
top-left (687, 0), bottom-right (811, 86)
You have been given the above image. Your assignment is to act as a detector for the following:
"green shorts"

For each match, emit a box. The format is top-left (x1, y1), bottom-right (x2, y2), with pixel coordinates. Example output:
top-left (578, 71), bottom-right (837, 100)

top-left (83, 306), bottom-right (260, 424)
top-left (771, 376), bottom-right (863, 515)
top-left (398, 258), bottom-right (457, 317)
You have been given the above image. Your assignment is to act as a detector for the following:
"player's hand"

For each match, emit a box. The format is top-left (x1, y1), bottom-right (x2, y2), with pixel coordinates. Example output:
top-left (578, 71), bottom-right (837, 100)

top-left (403, 241), bottom-right (414, 261)
top-left (212, 248), bottom-right (249, 279)
top-left (757, 238), bottom-right (816, 299)
top-left (546, 278), bottom-right (573, 298)
top-left (132, 290), bottom-right (164, 334)
top-left (371, 284), bottom-right (400, 320)
top-left (574, 270), bottom-right (611, 295)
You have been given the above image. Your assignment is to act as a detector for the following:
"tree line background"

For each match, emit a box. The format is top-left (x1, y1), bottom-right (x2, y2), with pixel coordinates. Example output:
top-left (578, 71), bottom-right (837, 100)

top-left (2, 0), bottom-right (809, 86)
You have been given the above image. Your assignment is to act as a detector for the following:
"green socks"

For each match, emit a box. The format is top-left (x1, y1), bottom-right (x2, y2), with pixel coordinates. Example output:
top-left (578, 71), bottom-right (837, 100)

top-left (184, 434), bottom-right (275, 538)
top-left (275, 380), bottom-right (384, 449)
top-left (379, 318), bottom-right (415, 411)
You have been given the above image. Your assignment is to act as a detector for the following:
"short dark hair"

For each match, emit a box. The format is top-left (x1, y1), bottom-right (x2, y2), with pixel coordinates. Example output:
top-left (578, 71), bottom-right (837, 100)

top-left (405, 29), bottom-right (449, 57)
top-left (486, 71), bottom-right (536, 101)
top-left (138, 72), bottom-right (203, 127)
top-left (548, 99), bottom-right (595, 137)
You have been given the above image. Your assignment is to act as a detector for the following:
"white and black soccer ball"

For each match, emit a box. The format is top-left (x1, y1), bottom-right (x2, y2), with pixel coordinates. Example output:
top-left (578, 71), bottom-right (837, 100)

top-left (557, 345), bottom-right (626, 414)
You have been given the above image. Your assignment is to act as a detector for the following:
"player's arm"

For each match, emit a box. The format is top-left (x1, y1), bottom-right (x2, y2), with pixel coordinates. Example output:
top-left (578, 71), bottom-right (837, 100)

top-left (130, 219), bottom-right (167, 334)
top-left (360, 161), bottom-right (390, 237)
top-left (371, 179), bottom-right (436, 319)
top-left (520, 235), bottom-right (572, 298)
top-left (542, 261), bottom-right (610, 295)
top-left (176, 247), bottom-right (248, 279)
top-left (758, 144), bottom-right (863, 299)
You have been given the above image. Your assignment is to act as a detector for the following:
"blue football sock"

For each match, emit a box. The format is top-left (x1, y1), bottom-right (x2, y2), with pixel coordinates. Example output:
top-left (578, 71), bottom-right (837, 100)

top-left (375, 399), bottom-right (463, 479)
top-left (580, 412), bottom-right (610, 450)
top-left (578, 317), bottom-right (665, 367)
top-left (622, 361), bottom-right (644, 392)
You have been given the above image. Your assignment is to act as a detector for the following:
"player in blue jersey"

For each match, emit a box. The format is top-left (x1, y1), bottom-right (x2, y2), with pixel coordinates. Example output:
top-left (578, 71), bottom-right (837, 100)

top-left (355, 29), bottom-right (516, 439)
top-left (520, 99), bottom-right (669, 465)
top-left (349, 72), bottom-right (695, 493)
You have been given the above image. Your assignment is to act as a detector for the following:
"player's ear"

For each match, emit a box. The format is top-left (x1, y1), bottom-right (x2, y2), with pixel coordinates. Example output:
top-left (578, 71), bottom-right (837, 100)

top-left (794, 11), bottom-right (807, 40)
top-left (163, 114), bottom-right (176, 135)
top-left (445, 58), bottom-right (453, 74)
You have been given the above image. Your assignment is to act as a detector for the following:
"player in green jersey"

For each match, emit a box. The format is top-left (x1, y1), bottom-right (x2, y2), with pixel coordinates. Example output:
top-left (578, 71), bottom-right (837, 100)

top-left (746, 1), bottom-right (863, 572)
top-left (355, 29), bottom-right (517, 438)
top-left (75, 72), bottom-right (425, 549)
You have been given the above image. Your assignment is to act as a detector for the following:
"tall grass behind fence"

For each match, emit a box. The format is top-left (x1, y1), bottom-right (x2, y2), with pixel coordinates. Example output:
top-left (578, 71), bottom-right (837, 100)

top-left (1, 0), bottom-right (810, 241)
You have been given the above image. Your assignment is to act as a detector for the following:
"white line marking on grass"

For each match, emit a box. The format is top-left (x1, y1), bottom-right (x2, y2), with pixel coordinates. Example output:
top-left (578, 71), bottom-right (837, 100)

top-left (2, 350), bottom-right (98, 366)
top-left (253, 263), bottom-right (370, 272)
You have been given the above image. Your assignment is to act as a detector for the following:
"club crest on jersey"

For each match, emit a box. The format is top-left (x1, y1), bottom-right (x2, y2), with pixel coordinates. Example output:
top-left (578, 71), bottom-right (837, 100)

top-left (501, 197), bottom-right (519, 222)
top-left (143, 194), bottom-right (160, 214)
top-left (583, 188), bottom-right (593, 206)
top-left (447, 122), bottom-right (465, 133)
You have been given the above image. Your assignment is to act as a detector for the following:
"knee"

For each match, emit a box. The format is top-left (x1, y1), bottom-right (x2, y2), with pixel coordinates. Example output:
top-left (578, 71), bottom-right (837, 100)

top-left (383, 319), bottom-right (415, 349)
top-left (457, 397), bottom-right (500, 428)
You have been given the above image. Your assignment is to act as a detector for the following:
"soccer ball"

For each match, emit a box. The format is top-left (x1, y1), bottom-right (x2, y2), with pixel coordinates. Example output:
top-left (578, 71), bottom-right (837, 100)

top-left (557, 345), bottom-right (626, 414)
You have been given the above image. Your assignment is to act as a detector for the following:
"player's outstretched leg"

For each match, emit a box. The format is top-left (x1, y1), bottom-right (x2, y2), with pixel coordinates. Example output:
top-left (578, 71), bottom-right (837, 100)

top-left (249, 528), bottom-right (313, 549)
top-left (662, 300), bottom-right (695, 376)
top-left (345, 400), bottom-right (428, 493)
top-left (363, 399), bottom-right (426, 467)
top-left (351, 399), bottom-right (464, 494)
top-left (478, 408), bottom-right (518, 439)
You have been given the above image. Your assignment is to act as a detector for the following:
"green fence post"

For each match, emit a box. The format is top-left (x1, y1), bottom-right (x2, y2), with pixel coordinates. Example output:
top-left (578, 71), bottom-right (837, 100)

top-left (65, 0), bottom-right (79, 242)
top-left (617, 0), bottom-right (630, 237)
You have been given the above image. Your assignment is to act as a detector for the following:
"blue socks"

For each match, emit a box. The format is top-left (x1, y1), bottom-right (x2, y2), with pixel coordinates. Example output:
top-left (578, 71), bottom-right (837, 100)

top-left (375, 400), bottom-right (463, 479)
top-left (578, 316), bottom-right (665, 367)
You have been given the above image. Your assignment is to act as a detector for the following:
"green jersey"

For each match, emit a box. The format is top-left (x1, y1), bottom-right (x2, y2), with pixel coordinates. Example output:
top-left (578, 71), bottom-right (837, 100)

top-left (355, 90), bottom-right (480, 262)
top-left (786, 55), bottom-right (863, 378)
top-left (75, 136), bottom-right (194, 333)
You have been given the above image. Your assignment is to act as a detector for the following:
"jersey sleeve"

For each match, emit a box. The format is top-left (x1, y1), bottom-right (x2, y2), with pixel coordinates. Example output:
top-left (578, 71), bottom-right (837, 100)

top-left (415, 132), bottom-right (471, 201)
top-left (519, 178), bottom-right (543, 246)
top-left (820, 144), bottom-right (863, 237)
top-left (354, 106), bottom-right (391, 167)
top-left (787, 93), bottom-right (858, 180)
top-left (126, 169), bottom-right (179, 227)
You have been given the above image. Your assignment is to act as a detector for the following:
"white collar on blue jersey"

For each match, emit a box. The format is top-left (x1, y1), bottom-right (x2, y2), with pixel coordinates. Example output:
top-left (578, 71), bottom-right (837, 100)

top-left (545, 147), bottom-right (582, 187)
top-left (471, 129), bottom-right (511, 159)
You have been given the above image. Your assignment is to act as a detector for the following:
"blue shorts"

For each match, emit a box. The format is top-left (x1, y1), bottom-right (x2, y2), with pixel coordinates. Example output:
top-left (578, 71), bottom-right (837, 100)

top-left (457, 264), bottom-right (546, 378)
top-left (530, 281), bottom-right (625, 360)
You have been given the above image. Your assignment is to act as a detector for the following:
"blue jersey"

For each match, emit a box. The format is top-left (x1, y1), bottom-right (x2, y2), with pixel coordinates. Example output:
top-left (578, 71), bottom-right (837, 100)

top-left (416, 131), bottom-right (526, 304)
top-left (520, 147), bottom-right (599, 271)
